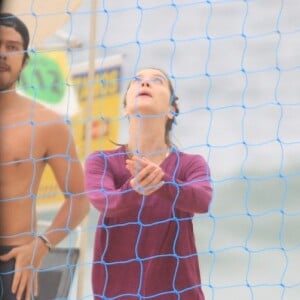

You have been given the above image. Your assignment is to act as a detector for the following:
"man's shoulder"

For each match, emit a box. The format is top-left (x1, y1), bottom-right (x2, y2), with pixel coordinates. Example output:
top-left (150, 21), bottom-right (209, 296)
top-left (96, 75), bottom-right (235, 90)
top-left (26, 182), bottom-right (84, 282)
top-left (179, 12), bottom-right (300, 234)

top-left (18, 94), bottom-right (63, 123)
top-left (32, 103), bottom-right (63, 123)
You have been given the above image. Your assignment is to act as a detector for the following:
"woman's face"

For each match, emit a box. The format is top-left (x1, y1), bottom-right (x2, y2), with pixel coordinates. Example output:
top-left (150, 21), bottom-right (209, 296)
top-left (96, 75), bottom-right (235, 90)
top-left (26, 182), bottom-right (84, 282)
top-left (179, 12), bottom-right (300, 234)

top-left (124, 68), bottom-right (172, 118)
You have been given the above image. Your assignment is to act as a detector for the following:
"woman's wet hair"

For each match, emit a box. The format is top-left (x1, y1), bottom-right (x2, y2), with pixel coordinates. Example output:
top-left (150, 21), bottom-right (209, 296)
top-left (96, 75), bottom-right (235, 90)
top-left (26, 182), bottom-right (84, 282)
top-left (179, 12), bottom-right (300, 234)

top-left (124, 68), bottom-right (179, 147)
top-left (0, 13), bottom-right (30, 63)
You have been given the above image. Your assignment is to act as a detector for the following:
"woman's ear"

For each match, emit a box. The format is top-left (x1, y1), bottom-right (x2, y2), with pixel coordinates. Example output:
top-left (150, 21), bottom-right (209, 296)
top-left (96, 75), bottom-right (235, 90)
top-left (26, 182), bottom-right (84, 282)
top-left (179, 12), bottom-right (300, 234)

top-left (167, 104), bottom-right (175, 120)
top-left (167, 112), bottom-right (174, 120)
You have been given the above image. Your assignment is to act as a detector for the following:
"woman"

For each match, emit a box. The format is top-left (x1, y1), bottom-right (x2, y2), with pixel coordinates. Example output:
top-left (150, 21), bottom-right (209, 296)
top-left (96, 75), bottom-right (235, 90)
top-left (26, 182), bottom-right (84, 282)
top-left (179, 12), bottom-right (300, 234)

top-left (85, 68), bottom-right (212, 299)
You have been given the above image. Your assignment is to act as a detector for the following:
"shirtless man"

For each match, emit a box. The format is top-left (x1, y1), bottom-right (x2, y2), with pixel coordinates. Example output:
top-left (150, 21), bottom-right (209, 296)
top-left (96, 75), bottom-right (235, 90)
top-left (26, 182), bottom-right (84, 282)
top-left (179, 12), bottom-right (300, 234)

top-left (0, 13), bottom-right (90, 300)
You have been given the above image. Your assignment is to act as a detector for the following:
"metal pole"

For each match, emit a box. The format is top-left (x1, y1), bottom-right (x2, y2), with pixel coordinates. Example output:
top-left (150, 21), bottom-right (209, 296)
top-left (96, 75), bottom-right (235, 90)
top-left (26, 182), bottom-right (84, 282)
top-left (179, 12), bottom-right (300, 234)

top-left (77, 0), bottom-right (98, 298)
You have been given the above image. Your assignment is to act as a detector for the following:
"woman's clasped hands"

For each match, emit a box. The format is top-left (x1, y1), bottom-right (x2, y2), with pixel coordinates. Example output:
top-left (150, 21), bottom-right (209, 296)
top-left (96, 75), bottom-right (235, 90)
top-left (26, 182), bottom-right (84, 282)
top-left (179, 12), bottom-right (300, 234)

top-left (125, 155), bottom-right (165, 196)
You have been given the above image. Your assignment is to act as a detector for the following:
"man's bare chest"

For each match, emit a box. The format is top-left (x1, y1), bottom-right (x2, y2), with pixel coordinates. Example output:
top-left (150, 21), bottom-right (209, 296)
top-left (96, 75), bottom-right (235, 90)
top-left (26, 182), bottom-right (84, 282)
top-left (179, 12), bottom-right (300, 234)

top-left (0, 124), bottom-right (45, 164)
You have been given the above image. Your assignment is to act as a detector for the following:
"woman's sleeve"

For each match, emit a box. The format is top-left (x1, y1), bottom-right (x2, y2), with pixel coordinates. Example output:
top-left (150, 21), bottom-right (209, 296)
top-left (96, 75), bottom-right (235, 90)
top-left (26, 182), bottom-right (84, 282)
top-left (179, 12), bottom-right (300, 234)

top-left (84, 152), bottom-right (141, 217)
top-left (161, 154), bottom-right (213, 214)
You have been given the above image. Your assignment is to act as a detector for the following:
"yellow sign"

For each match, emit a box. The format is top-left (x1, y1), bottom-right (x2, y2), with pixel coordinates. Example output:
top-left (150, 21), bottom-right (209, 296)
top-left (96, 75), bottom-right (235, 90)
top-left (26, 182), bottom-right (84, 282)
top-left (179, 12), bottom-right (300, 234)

top-left (71, 63), bottom-right (122, 157)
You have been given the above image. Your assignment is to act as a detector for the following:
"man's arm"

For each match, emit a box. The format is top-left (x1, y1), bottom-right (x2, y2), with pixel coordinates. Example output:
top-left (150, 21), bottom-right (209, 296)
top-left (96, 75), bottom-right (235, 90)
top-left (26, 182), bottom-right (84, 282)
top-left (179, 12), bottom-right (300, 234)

top-left (0, 118), bottom-right (90, 300)
top-left (42, 120), bottom-right (90, 246)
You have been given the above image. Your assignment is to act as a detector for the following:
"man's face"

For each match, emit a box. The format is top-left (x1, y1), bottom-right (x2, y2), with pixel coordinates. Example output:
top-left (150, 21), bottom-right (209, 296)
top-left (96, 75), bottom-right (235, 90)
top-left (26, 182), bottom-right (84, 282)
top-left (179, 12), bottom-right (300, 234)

top-left (0, 25), bottom-right (26, 92)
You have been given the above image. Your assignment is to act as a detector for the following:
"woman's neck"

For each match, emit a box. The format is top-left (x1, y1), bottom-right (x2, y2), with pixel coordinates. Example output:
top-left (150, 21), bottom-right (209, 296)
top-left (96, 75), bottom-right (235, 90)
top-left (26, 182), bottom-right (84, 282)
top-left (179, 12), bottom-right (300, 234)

top-left (127, 117), bottom-right (169, 158)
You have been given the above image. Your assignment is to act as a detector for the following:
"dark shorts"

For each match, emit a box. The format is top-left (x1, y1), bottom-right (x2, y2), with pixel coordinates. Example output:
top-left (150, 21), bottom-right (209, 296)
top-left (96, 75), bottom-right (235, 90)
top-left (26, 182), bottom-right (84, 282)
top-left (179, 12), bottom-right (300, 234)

top-left (0, 246), bottom-right (21, 300)
top-left (0, 246), bottom-right (37, 300)
top-left (1, 246), bottom-right (76, 300)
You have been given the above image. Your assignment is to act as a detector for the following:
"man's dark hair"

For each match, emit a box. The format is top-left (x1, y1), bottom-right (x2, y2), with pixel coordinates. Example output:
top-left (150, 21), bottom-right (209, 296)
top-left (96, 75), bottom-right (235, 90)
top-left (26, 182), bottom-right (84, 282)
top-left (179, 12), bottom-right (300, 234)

top-left (0, 12), bottom-right (30, 62)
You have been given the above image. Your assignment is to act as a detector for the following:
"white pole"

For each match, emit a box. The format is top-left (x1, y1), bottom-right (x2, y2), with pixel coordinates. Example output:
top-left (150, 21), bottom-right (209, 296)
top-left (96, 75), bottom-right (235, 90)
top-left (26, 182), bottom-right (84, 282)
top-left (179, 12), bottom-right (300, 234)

top-left (77, 0), bottom-right (98, 298)
top-left (85, 2), bottom-right (98, 155)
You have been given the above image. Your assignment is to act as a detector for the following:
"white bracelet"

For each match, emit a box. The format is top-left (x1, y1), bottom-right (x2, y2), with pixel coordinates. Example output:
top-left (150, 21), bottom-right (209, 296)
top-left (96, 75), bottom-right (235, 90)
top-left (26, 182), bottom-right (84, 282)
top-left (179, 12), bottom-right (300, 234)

top-left (38, 234), bottom-right (54, 251)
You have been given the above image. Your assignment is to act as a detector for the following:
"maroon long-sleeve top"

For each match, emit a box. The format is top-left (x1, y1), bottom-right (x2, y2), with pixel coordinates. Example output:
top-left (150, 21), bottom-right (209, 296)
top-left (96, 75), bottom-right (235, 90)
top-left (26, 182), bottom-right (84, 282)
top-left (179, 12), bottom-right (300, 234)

top-left (85, 145), bottom-right (212, 300)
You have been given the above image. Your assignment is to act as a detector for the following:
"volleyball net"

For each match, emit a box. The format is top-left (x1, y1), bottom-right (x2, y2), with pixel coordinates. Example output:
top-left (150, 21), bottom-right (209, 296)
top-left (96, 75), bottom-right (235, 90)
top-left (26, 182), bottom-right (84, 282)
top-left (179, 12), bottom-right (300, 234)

top-left (2, 0), bottom-right (300, 299)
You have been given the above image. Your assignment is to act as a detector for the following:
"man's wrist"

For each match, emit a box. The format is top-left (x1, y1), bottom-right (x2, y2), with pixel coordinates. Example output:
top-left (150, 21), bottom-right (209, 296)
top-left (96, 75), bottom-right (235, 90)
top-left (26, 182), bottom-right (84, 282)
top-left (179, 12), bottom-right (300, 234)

top-left (38, 234), bottom-right (54, 251)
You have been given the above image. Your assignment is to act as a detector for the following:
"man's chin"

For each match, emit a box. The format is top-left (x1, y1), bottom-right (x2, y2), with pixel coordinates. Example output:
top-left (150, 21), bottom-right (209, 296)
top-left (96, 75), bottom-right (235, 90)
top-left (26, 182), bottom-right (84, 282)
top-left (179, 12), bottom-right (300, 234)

top-left (0, 83), bottom-right (15, 93)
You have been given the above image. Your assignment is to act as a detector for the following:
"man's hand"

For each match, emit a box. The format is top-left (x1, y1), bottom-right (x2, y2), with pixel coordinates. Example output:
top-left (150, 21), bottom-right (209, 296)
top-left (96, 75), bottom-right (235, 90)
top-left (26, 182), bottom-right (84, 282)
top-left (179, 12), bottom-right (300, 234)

top-left (126, 155), bottom-right (165, 196)
top-left (0, 239), bottom-right (48, 300)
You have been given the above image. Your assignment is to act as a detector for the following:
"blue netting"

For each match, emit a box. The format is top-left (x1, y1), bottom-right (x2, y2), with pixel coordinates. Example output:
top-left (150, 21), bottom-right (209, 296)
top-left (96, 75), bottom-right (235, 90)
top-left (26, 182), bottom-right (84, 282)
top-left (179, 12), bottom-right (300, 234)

top-left (1, 1), bottom-right (300, 299)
